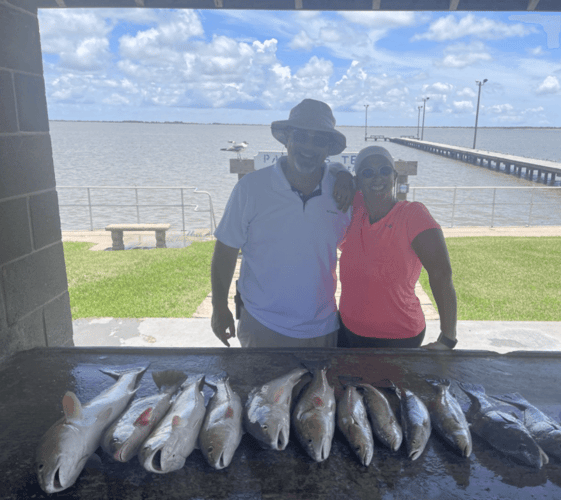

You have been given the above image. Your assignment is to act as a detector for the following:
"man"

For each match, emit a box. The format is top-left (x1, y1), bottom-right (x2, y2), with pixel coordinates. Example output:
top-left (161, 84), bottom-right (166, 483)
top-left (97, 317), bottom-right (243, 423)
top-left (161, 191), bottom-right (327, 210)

top-left (211, 98), bottom-right (354, 348)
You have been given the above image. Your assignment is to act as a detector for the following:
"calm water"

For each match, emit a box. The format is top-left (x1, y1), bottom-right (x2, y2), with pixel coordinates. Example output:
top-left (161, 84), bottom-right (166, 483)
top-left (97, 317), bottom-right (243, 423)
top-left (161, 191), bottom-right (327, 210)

top-left (50, 121), bottom-right (561, 230)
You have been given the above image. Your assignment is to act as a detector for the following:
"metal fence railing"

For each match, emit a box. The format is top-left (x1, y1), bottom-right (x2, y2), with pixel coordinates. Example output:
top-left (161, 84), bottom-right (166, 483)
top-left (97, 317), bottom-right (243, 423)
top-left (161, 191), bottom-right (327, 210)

top-left (410, 186), bottom-right (561, 227)
top-left (57, 186), bottom-right (217, 234)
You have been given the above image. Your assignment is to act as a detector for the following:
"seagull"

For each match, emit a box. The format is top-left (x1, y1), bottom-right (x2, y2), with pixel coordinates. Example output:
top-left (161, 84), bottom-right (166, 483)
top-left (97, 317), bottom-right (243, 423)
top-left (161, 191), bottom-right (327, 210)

top-left (221, 141), bottom-right (248, 159)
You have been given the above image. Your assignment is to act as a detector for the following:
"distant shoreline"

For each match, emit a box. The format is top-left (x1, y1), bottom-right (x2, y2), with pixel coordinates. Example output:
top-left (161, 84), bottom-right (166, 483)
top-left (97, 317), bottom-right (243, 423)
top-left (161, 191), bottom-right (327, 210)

top-left (48, 120), bottom-right (561, 130)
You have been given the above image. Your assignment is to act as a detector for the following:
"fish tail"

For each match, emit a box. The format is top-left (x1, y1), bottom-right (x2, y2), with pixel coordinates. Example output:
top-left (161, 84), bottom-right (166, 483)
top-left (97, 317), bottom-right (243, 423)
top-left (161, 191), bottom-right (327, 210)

top-left (298, 358), bottom-right (332, 373)
top-left (491, 392), bottom-right (528, 409)
top-left (458, 382), bottom-right (486, 396)
top-left (152, 370), bottom-right (188, 393)
top-left (338, 375), bottom-right (362, 388)
top-left (425, 377), bottom-right (451, 390)
top-left (100, 364), bottom-right (150, 387)
top-left (204, 371), bottom-right (229, 390)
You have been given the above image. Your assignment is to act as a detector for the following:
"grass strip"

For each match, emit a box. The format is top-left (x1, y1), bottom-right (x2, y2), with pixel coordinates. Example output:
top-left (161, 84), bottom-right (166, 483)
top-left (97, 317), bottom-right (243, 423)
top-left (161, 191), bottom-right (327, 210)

top-left (419, 237), bottom-right (561, 321)
top-left (64, 241), bottom-right (215, 319)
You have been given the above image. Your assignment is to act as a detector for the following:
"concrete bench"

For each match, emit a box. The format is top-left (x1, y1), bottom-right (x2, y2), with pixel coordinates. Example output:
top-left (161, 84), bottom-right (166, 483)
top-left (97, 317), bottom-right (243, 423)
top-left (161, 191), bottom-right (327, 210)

top-left (105, 224), bottom-right (171, 250)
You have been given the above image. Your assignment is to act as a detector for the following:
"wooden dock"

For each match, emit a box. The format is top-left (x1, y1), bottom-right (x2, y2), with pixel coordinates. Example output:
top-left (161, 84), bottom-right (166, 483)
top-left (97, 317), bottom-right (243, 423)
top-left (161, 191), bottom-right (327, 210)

top-left (390, 137), bottom-right (561, 185)
top-left (365, 135), bottom-right (389, 141)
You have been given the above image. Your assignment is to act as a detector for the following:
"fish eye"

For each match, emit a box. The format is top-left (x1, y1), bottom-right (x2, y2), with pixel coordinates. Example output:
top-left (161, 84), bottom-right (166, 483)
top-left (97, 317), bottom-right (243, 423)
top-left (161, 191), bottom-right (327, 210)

top-left (111, 438), bottom-right (119, 444)
top-left (208, 446), bottom-right (213, 453)
top-left (262, 425), bottom-right (268, 430)
top-left (38, 464), bottom-right (44, 470)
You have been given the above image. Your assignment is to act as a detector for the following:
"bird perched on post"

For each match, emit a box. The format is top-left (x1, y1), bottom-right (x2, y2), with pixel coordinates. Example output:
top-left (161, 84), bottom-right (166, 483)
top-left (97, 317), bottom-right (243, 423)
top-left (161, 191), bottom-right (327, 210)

top-left (220, 141), bottom-right (248, 159)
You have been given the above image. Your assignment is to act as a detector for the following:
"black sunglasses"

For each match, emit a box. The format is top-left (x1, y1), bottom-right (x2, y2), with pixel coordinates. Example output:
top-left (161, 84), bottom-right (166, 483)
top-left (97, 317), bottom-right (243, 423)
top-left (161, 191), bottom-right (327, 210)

top-left (290, 128), bottom-right (331, 149)
top-left (359, 165), bottom-right (395, 178)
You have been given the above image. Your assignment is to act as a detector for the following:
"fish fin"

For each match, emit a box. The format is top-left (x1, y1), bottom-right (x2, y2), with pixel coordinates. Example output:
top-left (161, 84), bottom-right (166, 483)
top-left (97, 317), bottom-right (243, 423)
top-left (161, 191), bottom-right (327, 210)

top-left (458, 382), bottom-right (486, 396)
top-left (490, 392), bottom-right (528, 410)
top-left (152, 370), bottom-right (188, 393)
top-left (338, 375), bottom-right (362, 388)
top-left (134, 407), bottom-right (154, 427)
top-left (204, 371), bottom-right (231, 392)
top-left (62, 391), bottom-right (83, 420)
top-left (84, 453), bottom-right (103, 471)
top-left (298, 358), bottom-right (332, 373)
top-left (96, 407), bottom-right (113, 424)
top-left (100, 364), bottom-right (150, 386)
top-left (425, 377), bottom-right (451, 390)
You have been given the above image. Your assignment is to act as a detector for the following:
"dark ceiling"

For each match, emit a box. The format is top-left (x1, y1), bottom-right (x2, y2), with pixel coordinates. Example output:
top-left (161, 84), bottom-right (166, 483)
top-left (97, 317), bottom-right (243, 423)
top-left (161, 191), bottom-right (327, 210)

top-left (35, 0), bottom-right (560, 13)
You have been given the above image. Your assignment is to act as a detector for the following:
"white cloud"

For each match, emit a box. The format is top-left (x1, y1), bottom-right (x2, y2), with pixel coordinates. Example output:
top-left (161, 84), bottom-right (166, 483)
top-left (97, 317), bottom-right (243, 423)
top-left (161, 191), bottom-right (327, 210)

top-left (423, 82), bottom-right (454, 94)
top-left (436, 41), bottom-right (492, 69)
top-left (413, 14), bottom-right (535, 42)
top-left (290, 31), bottom-right (314, 51)
top-left (529, 46), bottom-right (545, 56)
top-left (536, 75), bottom-right (560, 94)
top-left (457, 87), bottom-right (477, 98)
top-left (102, 93), bottom-right (130, 105)
top-left (452, 100), bottom-right (474, 113)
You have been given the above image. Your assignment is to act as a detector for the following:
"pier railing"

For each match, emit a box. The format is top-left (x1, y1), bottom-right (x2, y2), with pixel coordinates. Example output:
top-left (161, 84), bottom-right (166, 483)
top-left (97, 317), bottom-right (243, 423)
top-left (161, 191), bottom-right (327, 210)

top-left (57, 186), bottom-right (217, 234)
top-left (411, 186), bottom-right (561, 227)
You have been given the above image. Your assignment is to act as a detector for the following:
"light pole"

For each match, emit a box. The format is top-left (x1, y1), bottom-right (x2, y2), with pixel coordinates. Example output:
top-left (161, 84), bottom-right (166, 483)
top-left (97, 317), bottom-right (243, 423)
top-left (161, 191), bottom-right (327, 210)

top-left (473, 79), bottom-right (487, 149)
top-left (417, 106), bottom-right (422, 139)
top-left (421, 97), bottom-right (429, 141)
top-left (364, 104), bottom-right (369, 141)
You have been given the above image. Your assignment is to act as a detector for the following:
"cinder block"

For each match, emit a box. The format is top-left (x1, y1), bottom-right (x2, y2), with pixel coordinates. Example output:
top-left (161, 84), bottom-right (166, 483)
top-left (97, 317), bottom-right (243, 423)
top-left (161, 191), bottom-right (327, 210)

top-left (0, 135), bottom-right (55, 199)
top-left (0, 70), bottom-right (18, 133)
top-left (44, 291), bottom-right (73, 347)
top-left (0, 4), bottom-right (43, 74)
top-left (4, 243), bottom-right (68, 324)
top-left (0, 309), bottom-right (46, 362)
top-left (30, 190), bottom-right (62, 250)
top-left (0, 197), bottom-right (33, 266)
top-left (14, 73), bottom-right (49, 132)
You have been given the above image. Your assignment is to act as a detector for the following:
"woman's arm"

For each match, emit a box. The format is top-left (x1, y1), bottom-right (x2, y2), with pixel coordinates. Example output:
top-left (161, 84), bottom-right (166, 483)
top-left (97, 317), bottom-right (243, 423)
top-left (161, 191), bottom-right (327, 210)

top-left (411, 227), bottom-right (458, 350)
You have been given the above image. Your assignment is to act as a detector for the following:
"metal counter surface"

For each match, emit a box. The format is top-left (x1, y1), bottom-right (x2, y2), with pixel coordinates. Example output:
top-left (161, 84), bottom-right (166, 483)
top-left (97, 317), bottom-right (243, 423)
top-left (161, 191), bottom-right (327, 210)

top-left (2, 347), bottom-right (561, 499)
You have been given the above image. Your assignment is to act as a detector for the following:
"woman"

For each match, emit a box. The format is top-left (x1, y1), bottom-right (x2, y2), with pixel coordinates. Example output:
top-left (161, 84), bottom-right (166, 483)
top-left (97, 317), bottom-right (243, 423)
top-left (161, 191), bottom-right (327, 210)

top-left (337, 146), bottom-right (457, 350)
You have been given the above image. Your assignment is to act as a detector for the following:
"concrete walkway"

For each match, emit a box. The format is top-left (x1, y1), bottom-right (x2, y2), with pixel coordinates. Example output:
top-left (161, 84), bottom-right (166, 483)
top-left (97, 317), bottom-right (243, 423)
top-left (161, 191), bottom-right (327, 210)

top-left (64, 227), bottom-right (561, 353)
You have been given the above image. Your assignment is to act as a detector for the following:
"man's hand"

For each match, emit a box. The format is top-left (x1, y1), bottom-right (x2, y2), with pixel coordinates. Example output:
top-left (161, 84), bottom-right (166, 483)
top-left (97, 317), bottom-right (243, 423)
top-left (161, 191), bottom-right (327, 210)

top-left (211, 303), bottom-right (236, 347)
top-left (333, 169), bottom-right (355, 212)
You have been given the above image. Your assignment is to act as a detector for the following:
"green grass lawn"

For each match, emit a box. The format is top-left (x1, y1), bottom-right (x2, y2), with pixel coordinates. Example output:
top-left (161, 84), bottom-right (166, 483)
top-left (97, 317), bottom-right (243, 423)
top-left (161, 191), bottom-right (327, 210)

top-left (419, 237), bottom-right (561, 321)
top-left (64, 241), bottom-right (215, 319)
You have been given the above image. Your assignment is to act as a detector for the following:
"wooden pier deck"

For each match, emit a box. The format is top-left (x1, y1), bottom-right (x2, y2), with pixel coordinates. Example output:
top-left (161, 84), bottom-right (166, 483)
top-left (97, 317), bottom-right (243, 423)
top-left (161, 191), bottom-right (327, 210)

top-left (365, 135), bottom-right (389, 141)
top-left (390, 137), bottom-right (561, 185)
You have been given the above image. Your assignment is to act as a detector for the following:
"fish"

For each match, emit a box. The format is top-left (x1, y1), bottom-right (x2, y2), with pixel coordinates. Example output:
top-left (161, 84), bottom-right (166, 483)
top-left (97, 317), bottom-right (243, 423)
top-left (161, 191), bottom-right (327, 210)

top-left (139, 374), bottom-right (206, 474)
top-left (459, 383), bottom-right (548, 468)
top-left (35, 364), bottom-right (149, 494)
top-left (101, 370), bottom-right (187, 463)
top-left (425, 378), bottom-right (472, 457)
top-left (356, 382), bottom-right (403, 452)
top-left (198, 372), bottom-right (243, 469)
top-left (291, 361), bottom-right (336, 462)
top-left (491, 392), bottom-right (561, 460)
top-left (336, 383), bottom-right (375, 466)
top-left (393, 383), bottom-right (431, 461)
top-left (244, 367), bottom-right (309, 450)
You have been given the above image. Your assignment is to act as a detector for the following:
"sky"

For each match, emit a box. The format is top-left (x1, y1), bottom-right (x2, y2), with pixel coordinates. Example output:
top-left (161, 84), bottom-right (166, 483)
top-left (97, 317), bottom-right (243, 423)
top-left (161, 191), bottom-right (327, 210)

top-left (37, 8), bottom-right (561, 127)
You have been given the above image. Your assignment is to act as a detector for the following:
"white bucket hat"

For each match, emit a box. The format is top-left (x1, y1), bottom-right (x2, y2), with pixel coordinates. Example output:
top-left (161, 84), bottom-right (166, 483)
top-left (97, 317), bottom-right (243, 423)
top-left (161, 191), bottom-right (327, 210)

top-left (271, 99), bottom-right (347, 156)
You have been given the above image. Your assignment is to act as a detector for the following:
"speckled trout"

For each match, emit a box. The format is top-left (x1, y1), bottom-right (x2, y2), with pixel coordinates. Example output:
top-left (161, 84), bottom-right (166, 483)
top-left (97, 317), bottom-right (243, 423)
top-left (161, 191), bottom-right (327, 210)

top-left (356, 382), bottom-right (403, 452)
top-left (101, 370), bottom-right (186, 463)
top-left (244, 367), bottom-right (309, 451)
top-left (394, 384), bottom-right (431, 461)
top-left (337, 384), bottom-right (374, 466)
top-left (292, 361), bottom-right (336, 462)
top-left (139, 374), bottom-right (206, 474)
top-left (460, 383), bottom-right (548, 468)
top-left (198, 373), bottom-right (243, 469)
top-left (35, 365), bottom-right (149, 494)
top-left (426, 378), bottom-right (472, 457)
top-left (492, 392), bottom-right (561, 459)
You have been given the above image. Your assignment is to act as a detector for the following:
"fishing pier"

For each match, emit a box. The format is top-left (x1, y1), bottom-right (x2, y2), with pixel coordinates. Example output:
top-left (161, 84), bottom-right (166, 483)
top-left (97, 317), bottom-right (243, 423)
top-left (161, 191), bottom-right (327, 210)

top-left (390, 137), bottom-right (561, 185)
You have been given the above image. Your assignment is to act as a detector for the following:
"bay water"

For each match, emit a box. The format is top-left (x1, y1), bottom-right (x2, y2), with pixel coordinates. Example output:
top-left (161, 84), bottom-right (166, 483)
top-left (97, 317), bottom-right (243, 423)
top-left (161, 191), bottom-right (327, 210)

top-left (50, 121), bottom-right (561, 230)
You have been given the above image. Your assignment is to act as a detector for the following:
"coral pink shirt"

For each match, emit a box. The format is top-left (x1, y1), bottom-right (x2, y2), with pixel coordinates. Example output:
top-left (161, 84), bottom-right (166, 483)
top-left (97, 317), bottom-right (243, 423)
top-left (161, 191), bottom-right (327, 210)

top-left (339, 194), bottom-right (440, 339)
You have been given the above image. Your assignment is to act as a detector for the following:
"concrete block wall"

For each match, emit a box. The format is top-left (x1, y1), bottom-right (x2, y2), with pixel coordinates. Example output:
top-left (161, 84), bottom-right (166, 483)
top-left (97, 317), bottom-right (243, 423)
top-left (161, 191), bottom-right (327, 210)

top-left (0, 1), bottom-right (73, 361)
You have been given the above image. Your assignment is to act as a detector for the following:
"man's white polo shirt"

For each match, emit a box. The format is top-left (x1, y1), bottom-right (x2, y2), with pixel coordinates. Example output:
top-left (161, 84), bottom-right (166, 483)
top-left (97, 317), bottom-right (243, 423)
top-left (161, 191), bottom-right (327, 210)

top-left (214, 158), bottom-right (351, 339)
